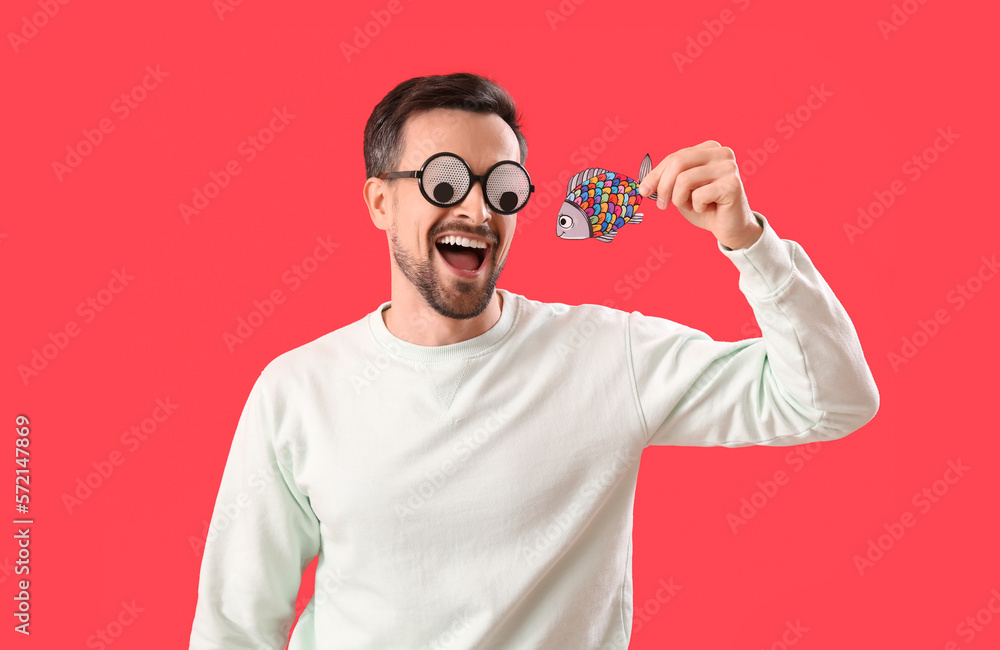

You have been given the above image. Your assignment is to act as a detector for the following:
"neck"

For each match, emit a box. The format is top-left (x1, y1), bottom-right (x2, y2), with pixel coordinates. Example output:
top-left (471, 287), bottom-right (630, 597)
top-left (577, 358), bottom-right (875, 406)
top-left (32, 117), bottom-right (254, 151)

top-left (382, 289), bottom-right (504, 347)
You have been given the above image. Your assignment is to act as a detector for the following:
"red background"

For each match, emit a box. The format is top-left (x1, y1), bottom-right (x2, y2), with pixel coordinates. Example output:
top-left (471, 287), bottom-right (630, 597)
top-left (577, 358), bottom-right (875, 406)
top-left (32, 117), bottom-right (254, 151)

top-left (3, 0), bottom-right (998, 647)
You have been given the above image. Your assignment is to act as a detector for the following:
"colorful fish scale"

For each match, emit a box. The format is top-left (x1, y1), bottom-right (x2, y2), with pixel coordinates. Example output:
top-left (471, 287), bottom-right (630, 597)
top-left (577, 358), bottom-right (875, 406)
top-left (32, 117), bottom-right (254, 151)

top-left (569, 172), bottom-right (642, 237)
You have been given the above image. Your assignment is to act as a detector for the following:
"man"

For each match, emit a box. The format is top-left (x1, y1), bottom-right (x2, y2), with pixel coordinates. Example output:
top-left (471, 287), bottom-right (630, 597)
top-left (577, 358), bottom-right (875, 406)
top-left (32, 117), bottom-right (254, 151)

top-left (189, 72), bottom-right (879, 649)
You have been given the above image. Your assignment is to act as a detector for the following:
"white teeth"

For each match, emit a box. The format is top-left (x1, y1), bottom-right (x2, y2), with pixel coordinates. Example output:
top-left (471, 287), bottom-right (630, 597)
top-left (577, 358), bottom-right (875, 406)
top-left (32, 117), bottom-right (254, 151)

top-left (435, 235), bottom-right (487, 249)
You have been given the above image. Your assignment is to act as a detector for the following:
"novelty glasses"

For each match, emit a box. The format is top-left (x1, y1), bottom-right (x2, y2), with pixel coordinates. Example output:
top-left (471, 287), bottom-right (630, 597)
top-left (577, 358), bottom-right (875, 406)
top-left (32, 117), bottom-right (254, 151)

top-left (378, 152), bottom-right (535, 215)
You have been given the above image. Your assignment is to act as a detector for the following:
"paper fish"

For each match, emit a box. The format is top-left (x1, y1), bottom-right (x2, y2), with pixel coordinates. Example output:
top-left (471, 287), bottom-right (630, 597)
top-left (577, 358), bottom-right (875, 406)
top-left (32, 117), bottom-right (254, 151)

top-left (556, 154), bottom-right (659, 243)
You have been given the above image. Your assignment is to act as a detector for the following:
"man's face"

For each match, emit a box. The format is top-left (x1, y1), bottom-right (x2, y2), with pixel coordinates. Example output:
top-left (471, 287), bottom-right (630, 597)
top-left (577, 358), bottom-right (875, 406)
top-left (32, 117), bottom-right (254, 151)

top-left (383, 108), bottom-right (521, 320)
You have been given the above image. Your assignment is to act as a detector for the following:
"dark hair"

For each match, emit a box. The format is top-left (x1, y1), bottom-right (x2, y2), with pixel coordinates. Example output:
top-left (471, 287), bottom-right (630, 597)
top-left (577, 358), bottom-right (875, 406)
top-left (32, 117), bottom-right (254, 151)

top-left (363, 72), bottom-right (528, 179)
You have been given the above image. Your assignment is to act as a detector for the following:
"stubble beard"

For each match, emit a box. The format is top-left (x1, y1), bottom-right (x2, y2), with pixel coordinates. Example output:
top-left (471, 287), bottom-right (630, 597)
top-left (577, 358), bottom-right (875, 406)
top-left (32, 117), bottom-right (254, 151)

top-left (389, 220), bottom-right (506, 320)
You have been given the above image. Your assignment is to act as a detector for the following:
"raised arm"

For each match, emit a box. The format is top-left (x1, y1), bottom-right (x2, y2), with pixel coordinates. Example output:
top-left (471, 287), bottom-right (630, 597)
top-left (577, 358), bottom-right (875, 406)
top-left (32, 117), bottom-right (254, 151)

top-left (627, 142), bottom-right (878, 447)
top-left (629, 211), bottom-right (879, 447)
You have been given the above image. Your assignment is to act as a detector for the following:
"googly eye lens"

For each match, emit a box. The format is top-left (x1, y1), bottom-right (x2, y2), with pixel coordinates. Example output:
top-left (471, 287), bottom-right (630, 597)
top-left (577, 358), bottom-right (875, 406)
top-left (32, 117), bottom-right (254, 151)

top-left (433, 183), bottom-right (454, 203)
top-left (485, 162), bottom-right (532, 214)
top-left (422, 155), bottom-right (470, 206)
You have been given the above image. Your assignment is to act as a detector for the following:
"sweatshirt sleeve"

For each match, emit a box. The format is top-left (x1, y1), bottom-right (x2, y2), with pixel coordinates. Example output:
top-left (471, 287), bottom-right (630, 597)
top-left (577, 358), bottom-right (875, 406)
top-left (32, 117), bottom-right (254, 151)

top-left (189, 371), bottom-right (321, 649)
top-left (627, 211), bottom-right (879, 448)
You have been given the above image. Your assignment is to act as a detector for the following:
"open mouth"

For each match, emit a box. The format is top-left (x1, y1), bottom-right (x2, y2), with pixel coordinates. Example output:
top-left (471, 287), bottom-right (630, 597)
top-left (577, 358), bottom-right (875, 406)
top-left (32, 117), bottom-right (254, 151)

top-left (434, 237), bottom-right (489, 275)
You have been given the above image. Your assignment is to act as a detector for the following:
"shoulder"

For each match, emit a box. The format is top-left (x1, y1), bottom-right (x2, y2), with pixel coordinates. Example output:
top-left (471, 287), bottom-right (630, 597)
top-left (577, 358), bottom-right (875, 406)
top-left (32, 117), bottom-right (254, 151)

top-left (503, 289), bottom-right (629, 342)
top-left (254, 310), bottom-right (371, 396)
top-left (511, 289), bottom-right (705, 351)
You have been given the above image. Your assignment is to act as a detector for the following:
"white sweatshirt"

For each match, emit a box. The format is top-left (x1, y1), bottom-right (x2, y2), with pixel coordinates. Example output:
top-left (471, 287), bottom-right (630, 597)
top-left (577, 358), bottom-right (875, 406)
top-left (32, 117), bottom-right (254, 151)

top-left (189, 212), bottom-right (879, 649)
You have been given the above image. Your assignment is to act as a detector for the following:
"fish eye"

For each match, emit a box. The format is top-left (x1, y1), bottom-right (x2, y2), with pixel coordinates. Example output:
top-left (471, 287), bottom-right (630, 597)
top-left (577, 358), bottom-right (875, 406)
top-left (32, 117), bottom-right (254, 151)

top-left (558, 215), bottom-right (573, 228)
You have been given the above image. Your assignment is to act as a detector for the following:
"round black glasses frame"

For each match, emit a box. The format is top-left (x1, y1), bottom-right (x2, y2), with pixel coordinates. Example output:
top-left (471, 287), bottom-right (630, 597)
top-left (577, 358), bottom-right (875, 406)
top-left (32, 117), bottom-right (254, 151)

top-left (377, 152), bottom-right (535, 215)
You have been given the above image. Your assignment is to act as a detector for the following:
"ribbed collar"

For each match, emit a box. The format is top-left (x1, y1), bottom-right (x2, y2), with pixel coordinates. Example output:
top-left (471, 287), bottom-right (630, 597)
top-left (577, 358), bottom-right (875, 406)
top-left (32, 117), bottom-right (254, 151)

top-left (367, 288), bottom-right (519, 362)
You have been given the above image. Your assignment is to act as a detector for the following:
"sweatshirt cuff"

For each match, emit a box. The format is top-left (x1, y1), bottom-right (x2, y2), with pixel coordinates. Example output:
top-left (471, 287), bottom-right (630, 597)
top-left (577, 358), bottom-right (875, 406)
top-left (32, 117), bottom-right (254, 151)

top-left (717, 211), bottom-right (795, 298)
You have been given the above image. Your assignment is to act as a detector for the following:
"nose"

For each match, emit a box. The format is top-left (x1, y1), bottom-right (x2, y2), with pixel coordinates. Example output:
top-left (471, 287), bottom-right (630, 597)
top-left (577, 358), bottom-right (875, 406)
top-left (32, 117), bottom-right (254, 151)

top-left (452, 178), bottom-right (492, 224)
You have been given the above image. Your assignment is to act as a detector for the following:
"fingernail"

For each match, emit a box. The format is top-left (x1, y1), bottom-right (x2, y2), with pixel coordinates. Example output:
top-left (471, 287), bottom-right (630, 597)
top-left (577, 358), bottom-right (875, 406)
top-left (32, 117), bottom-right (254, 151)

top-left (657, 198), bottom-right (665, 209)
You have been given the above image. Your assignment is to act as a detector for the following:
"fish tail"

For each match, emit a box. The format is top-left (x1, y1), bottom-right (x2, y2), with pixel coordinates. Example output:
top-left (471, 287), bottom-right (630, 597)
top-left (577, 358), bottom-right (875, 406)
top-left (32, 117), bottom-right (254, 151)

top-left (639, 154), bottom-right (658, 200)
top-left (639, 154), bottom-right (651, 182)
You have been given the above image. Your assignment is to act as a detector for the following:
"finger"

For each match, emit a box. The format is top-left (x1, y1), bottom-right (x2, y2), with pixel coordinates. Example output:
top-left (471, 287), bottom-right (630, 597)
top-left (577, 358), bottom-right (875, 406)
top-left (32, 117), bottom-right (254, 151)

top-left (653, 147), bottom-right (731, 209)
top-left (691, 177), bottom-right (739, 214)
top-left (670, 161), bottom-right (727, 212)
top-left (638, 143), bottom-right (717, 198)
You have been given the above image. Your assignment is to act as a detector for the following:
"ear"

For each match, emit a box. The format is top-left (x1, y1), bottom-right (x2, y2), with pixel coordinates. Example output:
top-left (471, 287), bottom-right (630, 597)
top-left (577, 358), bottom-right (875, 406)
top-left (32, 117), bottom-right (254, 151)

top-left (364, 177), bottom-right (394, 231)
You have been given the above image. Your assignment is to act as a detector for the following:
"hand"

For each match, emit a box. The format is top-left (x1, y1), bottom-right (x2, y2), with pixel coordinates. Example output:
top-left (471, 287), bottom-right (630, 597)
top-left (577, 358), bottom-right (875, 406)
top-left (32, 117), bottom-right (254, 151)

top-left (637, 140), bottom-right (761, 250)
